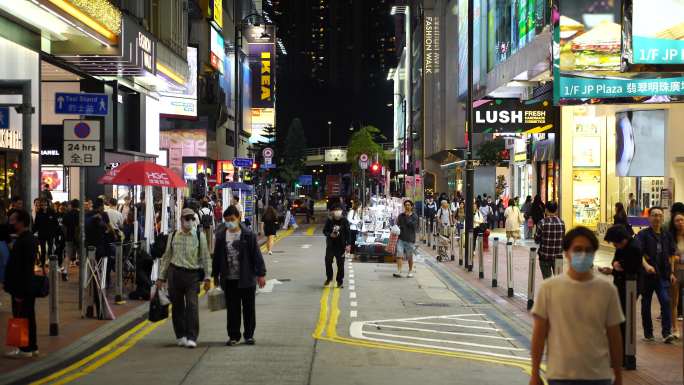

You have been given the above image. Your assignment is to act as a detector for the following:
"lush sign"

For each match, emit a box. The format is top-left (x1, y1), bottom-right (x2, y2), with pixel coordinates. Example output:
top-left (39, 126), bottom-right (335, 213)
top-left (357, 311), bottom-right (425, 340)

top-left (473, 98), bottom-right (552, 134)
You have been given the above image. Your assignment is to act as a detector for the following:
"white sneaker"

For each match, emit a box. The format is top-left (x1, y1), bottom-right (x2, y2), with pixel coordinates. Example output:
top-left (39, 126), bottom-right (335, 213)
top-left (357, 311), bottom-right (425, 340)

top-left (407, 271), bottom-right (414, 278)
top-left (176, 337), bottom-right (187, 347)
top-left (4, 348), bottom-right (36, 358)
top-left (185, 340), bottom-right (197, 348)
top-left (268, 250), bottom-right (273, 255)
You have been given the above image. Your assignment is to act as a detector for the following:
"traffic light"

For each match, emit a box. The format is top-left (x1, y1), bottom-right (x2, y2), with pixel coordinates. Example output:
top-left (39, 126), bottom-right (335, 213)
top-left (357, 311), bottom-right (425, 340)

top-left (370, 162), bottom-right (380, 174)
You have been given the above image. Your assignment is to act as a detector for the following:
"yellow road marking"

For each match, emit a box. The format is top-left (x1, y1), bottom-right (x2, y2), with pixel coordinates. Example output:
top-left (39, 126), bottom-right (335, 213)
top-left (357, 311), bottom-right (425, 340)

top-left (35, 230), bottom-right (296, 385)
top-left (312, 281), bottom-right (543, 379)
top-left (312, 286), bottom-right (331, 338)
top-left (306, 224), bottom-right (316, 236)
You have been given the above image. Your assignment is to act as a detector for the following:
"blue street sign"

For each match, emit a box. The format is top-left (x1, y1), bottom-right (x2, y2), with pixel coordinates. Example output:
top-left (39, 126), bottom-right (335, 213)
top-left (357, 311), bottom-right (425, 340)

top-left (0, 107), bottom-right (8, 129)
top-left (232, 157), bottom-right (254, 168)
top-left (261, 163), bottom-right (276, 169)
top-left (55, 92), bottom-right (108, 116)
top-left (298, 175), bottom-right (313, 186)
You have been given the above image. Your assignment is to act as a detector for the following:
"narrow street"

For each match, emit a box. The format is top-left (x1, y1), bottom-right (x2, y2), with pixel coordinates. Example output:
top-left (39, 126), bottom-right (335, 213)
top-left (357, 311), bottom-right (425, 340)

top-left (29, 223), bottom-right (531, 385)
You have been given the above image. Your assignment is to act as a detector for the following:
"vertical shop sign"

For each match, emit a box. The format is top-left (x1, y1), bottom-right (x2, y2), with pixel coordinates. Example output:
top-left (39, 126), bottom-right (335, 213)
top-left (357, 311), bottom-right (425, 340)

top-left (424, 14), bottom-right (441, 75)
top-left (249, 43), bottom-right (275, 108)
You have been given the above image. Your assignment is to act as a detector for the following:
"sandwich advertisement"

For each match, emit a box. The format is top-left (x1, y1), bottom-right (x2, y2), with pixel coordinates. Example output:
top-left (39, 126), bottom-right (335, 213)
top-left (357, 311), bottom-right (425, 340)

top-left (553, 0), bottom-right (684, 103)
top-left (632, 0), bottom-right (684, 64)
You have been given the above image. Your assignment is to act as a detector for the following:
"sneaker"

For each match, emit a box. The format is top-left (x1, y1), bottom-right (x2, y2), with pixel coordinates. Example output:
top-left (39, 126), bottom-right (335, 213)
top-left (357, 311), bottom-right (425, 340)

top-left (176, 337), bottom-right (187, 347)
top-left (244, 338), bottom-right (255, 345)
top-left (185, 340), bottom-right (197, 348)
top-left (324, 279), bottom-right (331, 287)
top-left (225, 339), bottom-right (239, 346)
top-left (393, 273), bottom-right (403, 278)
top-left (62, 272), bottom-right (68, 282)
top-left (664, 334), bottom-right (676, 344)
top-left (643, 335), bottom-right (655, 342)
top-left (268, 250), bottom-right (273, 255)
top-left (337, 282), bottom-right (344, 288)
top-left (407, 271), bottom-right (414, 278)
top-left (4, 349), bottom-right (35, 358)
top-left (678, 316), bottom-right (683, 321)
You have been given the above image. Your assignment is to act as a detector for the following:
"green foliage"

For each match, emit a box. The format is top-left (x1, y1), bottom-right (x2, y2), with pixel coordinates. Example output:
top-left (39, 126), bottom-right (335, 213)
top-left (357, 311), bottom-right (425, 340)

top-left (476, 137), bottom-right (506, 166)
top-left (279, 118), bottom-right (307, 185)
top-left (347, 125), bottom-right (386, 172)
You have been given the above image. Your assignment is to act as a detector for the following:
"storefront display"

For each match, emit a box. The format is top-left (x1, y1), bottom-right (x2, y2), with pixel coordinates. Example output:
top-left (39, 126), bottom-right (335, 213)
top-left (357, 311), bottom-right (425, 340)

top-left (572, 169), bottom-right (600, 227)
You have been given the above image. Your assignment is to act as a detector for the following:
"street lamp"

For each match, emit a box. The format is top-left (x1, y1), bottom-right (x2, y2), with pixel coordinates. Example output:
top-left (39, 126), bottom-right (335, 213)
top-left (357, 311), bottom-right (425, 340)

top-left (327, 121), bottom-right (332, 148)
top-left (234, 8), bottom-right (269, 159)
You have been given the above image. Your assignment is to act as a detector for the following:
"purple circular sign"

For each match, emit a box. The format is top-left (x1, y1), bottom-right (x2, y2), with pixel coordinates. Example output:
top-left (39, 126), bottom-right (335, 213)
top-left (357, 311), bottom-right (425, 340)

top-left (74, 122), bottom-right (91, 139)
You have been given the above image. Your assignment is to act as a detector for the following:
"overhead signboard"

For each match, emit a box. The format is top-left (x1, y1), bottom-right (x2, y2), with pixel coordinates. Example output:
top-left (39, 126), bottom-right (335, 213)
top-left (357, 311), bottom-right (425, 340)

top-left (249, 43), bottom-right (275, 109)
top-left (63, 120), bottom-right (101, 167)
top-left (209, 0), bottom-right (223, 30)
top-left (298, 175), bottom-right (313, 186)
top-left (0, 107), bottom-right (8, 129)
top-left (55, 93), bottom-right (108, 116)
top-left (632, 0), bottom-right (684, 64)
top-left (325, 149), bottom-right (347, 163)
top-left (473, 98), bottom-right (553, 134)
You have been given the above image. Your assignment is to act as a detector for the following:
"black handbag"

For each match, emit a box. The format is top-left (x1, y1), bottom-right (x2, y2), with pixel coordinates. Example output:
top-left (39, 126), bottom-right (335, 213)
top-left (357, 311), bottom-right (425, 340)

top-left (32, 275), bottom-right (49, 298)
top-left (148, 291), bottom-right (169, 322)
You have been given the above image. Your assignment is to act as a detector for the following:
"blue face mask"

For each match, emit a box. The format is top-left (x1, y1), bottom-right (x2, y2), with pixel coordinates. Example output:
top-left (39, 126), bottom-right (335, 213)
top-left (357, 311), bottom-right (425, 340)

top-left (570, 252), bottom-right (595, 273)
top-left (225, 220), bottom-right (239, 230)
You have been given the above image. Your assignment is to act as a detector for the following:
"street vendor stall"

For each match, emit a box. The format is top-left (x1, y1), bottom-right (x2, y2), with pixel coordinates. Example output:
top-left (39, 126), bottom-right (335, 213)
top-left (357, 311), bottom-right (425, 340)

top-left (353, 197), bottom-right (405, 262)
top-left (217, 182), bottom-right (255, 228)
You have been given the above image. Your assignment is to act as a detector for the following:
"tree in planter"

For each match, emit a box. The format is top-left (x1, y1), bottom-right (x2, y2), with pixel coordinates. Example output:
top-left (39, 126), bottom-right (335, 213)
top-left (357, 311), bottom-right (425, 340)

top-left (476, 137), bottom-right (507, 166)
top-left (347, 125), bottom-right (386, 171)
top-left (280, 118), bottom-right (306, 188)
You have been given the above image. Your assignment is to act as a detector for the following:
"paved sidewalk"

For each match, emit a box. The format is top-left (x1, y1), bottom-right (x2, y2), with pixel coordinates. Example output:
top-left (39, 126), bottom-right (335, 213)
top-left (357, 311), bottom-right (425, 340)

top-left (417, 229), bottom-right (683, 385)
top-left (0, 264), bottom-right (148, 378)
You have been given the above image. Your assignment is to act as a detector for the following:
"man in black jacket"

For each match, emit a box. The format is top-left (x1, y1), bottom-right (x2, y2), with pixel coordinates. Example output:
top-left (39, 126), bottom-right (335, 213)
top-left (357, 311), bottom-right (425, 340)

top-left (322, 204), bottom-right (351, 288)
top-left (212, 205), bottom-right (266, 346)
top-left (33, 199), bottom-right (57, 268)
top-left (636, 207), bottom-right (676, 343)
top-left (3, 210), bottom-right (38, 358)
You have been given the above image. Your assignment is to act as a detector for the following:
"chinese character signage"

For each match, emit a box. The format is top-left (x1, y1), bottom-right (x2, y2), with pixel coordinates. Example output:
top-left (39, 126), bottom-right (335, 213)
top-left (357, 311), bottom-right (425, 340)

top-left (63, 120), bottom-right (101, 167)
top-left (209, 0), bottom-right (223, 30)
top-left (632, 0), bottom-right (684, 64)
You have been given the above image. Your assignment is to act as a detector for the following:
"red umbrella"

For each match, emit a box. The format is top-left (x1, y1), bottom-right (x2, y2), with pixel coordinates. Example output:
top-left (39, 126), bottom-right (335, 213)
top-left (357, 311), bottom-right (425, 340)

top-left (98, 161), bottom-right (186, 188)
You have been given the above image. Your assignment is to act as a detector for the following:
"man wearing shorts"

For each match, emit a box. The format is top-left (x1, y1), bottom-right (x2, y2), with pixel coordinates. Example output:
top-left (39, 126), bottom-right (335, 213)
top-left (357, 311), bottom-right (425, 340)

top-left (394, 200), bottom-right (419, 278)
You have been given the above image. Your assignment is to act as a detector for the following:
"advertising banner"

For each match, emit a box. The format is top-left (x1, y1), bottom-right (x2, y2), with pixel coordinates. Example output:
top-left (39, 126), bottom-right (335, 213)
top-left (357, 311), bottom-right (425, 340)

top-left (553, 0), bottom-right (684, 103)
top-left (632, 0), bottom-right (684, 64)
top-left (159, 46), bottom-right (198, 117)
top-left (615, 110), bottom-right (666, 176)
top-left (210, 26), bottom-right (225, 73)
top-left (473, 98), bottom-right (553, 134)
top-left (249, 43), bottom-right (275, 109)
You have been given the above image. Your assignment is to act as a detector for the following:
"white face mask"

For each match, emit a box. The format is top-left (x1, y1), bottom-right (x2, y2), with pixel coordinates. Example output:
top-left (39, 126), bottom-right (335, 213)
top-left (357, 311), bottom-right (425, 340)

top-left (332, 210), bottom-right (343, 219)
top-left (182, 219), bottom-right (193, 230)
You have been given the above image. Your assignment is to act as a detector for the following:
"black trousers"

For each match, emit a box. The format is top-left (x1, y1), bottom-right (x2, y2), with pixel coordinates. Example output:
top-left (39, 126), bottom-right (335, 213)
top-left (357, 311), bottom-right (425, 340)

top-left (37, 238), bottom-right (53, 266)
top-left (222, 279), bottom-right (256, 340)
top-left (12, 296), bottom-right (37, 352)
top-left (167, 265), bottom-right (200, 341)
top-left (325, 248), bottom-right (345, 284)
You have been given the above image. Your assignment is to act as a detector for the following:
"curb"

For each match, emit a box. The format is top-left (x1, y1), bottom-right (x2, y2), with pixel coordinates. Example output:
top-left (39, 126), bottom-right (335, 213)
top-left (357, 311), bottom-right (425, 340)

top-left (1, 301), bottom-right (149, 385)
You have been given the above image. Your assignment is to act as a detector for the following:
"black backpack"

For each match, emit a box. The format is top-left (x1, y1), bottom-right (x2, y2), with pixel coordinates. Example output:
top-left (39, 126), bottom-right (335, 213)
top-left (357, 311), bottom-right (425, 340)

top-left (199, 208), bottom-right (213, 229)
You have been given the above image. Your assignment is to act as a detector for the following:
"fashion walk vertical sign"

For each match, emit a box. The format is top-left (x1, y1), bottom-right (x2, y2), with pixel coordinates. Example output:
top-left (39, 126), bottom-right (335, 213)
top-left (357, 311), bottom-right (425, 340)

top-left (423, 10), bottom-right (442, 152)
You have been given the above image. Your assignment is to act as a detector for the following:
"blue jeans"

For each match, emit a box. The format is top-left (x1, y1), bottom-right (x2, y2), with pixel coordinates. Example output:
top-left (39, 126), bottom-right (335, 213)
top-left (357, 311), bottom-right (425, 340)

top-left (548, 381), bottom-right (611, 385)
top-left (641, 278), bottom-right (672, 338)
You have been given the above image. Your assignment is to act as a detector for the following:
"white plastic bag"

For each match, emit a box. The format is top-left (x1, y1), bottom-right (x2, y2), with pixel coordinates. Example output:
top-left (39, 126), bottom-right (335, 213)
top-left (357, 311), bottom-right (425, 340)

top-left (390, 225), bottom-right (401, 235)
top-left (150, 286), bottom-right (171, 306)
top-left (207, 287), bottom-right (226, 311)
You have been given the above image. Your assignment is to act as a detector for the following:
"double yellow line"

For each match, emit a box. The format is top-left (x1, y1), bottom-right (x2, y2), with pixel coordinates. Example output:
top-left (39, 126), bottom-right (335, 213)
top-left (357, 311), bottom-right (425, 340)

top-left (32, 227), bottom-right (300, 385)
top-left (312, 279), bottom-right (537, 377)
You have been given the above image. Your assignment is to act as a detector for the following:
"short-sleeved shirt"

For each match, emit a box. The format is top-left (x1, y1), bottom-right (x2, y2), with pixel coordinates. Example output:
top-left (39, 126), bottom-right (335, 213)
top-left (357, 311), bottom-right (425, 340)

top-left (531, 273), bottom-right (624, 381)
top-left (225, 230), bottom-right (241, 280)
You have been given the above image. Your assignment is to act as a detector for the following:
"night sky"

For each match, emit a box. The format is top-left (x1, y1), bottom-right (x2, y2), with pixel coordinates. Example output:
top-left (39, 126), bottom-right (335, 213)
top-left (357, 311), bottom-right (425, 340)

top-left (274, 0), bottom-right (397, 148)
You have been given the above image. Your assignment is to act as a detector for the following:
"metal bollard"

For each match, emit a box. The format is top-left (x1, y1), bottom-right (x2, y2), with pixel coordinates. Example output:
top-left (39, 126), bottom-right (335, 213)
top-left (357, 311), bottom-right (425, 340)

top-left (450, 225), bottom-right (456, 261)
top-left (458, 235), bottom-right (463, 265)
top-left (427, 221), bottom-right (432, 247)
top-left (48, 254), bottom-right (59, 336)
top-left (432, 222), bottom-right (437, 250)
top-left (466, 230), bottom-right (474, 272)
top-left (115, 242), bottom-right (125, 304)
top-left (624, 275), bottom-right (638, 370)
top-left (477, 234), bottom-right (484, 279)
top-left (506, 242), bottom-right (514, 297)
top-left (527, 247), bottom-right (537, 310)
top-left (554, 257), bottom-right (563, 276)
top-left (492, 238), bottom-right (499, 287)
top-left (422, 218), bottom-right (427, 244)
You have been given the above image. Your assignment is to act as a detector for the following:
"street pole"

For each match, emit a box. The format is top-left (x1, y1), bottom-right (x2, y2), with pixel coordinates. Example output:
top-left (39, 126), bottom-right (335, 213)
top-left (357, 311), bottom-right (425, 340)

top-left (464, 0), bottom-right (475, 269)
top-left (362, 168), bottom-right (366, 209)
top-left (233, 0), bottom-right (241, 159)
top-left (78, 167), bottom-right (85, 310)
